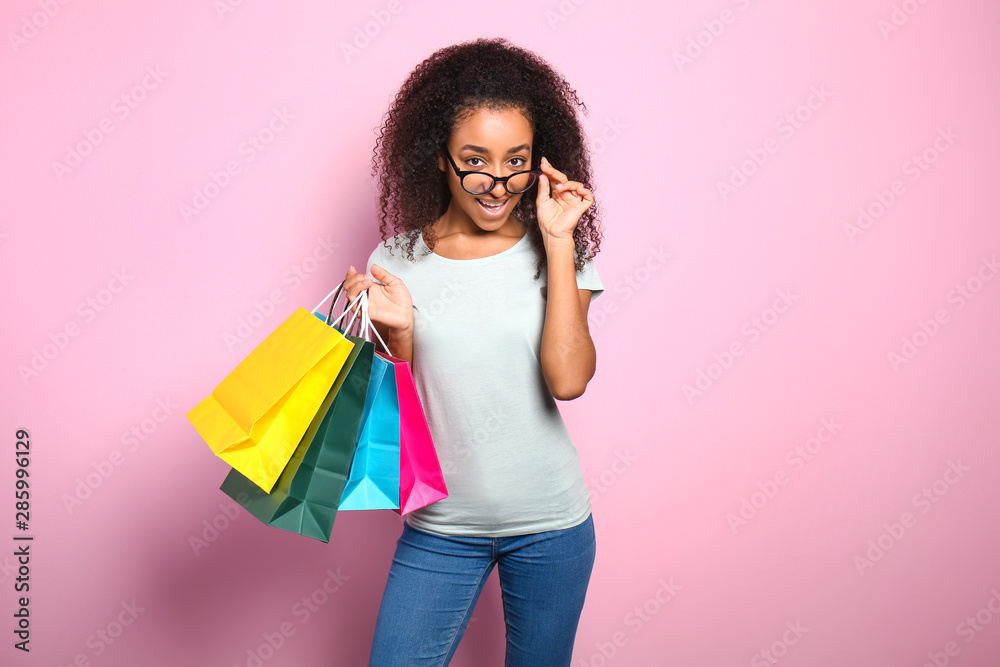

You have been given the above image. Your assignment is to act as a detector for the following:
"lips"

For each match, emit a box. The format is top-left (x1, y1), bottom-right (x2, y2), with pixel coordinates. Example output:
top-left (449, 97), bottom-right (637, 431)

top-left (476, 198), bottom-right (510, 216)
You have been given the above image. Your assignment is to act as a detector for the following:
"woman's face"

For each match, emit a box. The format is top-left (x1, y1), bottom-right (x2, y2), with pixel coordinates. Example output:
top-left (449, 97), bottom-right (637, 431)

top-left (438, 106), bottom-right (534, 232)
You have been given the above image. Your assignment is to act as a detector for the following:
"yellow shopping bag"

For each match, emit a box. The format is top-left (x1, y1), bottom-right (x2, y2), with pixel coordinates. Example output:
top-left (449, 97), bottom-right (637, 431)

top-left (187, 306), bottom-right (354, 492)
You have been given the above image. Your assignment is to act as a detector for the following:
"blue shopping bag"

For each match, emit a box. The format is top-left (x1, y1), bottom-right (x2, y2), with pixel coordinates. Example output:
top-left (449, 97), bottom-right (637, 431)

top-left (339, 352), bottom-right (401, 510)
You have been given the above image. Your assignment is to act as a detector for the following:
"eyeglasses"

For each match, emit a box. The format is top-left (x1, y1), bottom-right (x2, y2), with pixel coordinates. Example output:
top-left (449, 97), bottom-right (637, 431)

top-left (443, 151), bottom-right (541, 195)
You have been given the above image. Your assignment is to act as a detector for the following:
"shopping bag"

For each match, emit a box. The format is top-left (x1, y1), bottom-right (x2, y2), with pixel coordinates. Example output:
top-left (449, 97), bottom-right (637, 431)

top-left (338, 352), bottom-right (401, 510)
top-left (322, 288), bottom-right (401, 510)
top-left (380, 352), bottom-right (448, 515)
top-left (338, 289), bottom-right (446, 515)
top-left (220, 331), bottom-right (375, 542)
top-left (187, 306), bottom-right (353, 493)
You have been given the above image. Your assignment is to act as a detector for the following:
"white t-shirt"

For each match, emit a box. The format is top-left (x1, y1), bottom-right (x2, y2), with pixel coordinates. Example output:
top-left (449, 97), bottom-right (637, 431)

top-left (366, 232), bottom-right (603, 537)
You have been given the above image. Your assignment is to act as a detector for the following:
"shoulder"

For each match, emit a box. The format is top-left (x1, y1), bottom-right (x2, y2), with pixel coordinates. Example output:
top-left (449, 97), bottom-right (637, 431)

top-left (366, 232), bottom-right (428, 272)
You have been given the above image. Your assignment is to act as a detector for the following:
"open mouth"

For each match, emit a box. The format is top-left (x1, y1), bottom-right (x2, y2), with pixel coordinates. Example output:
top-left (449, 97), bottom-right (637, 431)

top-left (476, 198), bottom-right (510, 216)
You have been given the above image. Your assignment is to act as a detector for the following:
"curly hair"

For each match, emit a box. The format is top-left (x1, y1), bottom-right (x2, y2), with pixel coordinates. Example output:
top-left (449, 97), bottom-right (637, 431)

top-left (371, 37), bottom-right (603, 274)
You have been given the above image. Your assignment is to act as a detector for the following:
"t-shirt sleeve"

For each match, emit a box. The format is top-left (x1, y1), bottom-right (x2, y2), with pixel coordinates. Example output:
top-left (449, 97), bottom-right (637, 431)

top-left (577, 256), bottom-right (604, 301)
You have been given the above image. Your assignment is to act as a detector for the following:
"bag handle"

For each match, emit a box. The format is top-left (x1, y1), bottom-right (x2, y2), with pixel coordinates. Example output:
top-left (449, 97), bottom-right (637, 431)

top-left (358, 291), bottom-right (392, 357)
top-left (315, 283), bottom-right (392, 357)
top-left (312, 283), bottom-right (345, 316)
top-left (312, 282), bottom-right (361, 329)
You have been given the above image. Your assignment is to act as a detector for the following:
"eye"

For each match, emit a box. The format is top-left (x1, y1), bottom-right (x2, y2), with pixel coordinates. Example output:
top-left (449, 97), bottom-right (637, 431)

top-left (508, 157), bottom-right (527, 169)
top-left (464, 156), bottom-right (486, 169)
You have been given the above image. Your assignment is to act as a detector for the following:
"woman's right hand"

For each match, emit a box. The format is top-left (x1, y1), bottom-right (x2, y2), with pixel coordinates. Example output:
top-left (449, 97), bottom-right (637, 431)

top-left (344, 264), bottom-right (414, 334)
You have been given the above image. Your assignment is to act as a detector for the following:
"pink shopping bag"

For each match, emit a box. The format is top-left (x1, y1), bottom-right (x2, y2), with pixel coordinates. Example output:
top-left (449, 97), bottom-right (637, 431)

top-left (377, 352), bottom-right (448, 515)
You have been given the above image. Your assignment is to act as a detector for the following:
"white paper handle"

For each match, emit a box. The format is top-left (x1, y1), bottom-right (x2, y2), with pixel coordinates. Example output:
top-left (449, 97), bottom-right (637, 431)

top-left (312, 282), bottom-right (344, 313)
top-left (319, 286), bottom-right (392, 357)
top-left (329, 291), bottom-right (364, 329)
top-left (360, 291), bottom-right (392, 358)
top-left (314, 281), bottom-right (363, 331)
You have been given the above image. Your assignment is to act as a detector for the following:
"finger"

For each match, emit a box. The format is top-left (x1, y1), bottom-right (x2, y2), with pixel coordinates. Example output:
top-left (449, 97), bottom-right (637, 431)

top-left (541, 157), bottom-right (568, 183)
top-left (570, 188), bottom-right (594, 211)
top-left (554, 179), bottom-right (583, 192)
top-left (537, 172), bottom-right (553, 202)
top-left (555, 182), bottom-right (592, 206)
top-left (344, 269), bottom-right (367, 288)
top-left (343, 266), bottom-right (359, 292)
top-left (343, 273), bottom-right (369, 300)
top-left (369, 264), bottom-right (397, 286)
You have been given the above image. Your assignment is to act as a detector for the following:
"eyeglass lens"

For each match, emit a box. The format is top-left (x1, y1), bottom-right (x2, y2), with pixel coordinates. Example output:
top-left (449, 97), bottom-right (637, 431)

top-left (462, 171), bottom-right (538, 195)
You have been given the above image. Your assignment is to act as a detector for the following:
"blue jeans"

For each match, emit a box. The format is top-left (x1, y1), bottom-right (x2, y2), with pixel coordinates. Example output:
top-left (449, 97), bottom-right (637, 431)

top-left (369, 515), bottom-right (596, 666)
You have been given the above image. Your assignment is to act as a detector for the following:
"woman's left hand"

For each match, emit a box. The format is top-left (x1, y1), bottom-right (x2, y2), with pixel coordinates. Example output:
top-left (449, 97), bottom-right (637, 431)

top-left (535, 156), bottom-right (594, 245)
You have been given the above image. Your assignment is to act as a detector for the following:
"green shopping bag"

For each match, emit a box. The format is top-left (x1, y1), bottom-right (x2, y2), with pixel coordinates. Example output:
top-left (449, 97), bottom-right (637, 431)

top-left (221, 331), bottom-right (374, 542)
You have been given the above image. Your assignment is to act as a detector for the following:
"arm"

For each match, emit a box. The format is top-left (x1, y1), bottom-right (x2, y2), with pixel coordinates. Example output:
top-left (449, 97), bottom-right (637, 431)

top-left (540, 237), bottom-right (596, 400)
top-left (536, 156), bottom-right (598, 401)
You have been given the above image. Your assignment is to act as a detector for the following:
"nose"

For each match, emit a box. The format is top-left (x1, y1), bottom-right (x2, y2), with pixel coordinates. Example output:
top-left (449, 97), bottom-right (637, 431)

top-left (488, 178), bottom-right (507, 198)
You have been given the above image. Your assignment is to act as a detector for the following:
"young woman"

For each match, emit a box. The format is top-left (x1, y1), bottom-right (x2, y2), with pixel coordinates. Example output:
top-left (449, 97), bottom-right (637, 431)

top-left (343, 37), bottom-right (605, 666)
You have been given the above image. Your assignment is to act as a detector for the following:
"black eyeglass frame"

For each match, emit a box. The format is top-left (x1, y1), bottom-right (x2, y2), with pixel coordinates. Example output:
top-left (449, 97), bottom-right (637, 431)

top-left (442, 150), bottom-right (542, 195)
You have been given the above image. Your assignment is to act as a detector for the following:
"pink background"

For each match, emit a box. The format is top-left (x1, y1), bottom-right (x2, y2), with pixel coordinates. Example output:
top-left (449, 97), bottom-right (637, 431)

top-left (4, 1), bottom-right (999, 665)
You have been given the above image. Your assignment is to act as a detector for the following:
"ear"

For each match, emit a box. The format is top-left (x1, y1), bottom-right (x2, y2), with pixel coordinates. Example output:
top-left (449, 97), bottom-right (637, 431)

top-left (437, 152), bottom-right (445, 172)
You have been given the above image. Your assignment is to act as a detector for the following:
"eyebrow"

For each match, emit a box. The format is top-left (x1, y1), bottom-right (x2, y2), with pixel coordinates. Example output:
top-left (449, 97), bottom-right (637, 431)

top-left (459, 143), bottom-right (531, 155)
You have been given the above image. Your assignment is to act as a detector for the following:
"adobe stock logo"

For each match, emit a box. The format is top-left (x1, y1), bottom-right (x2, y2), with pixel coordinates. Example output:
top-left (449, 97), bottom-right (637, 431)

top-left (545, 0), bottom-right (589, 31)
top-left (57, 600), bottom-right (145, 666)
top-left (180, 107), bottom-right (294, 223)
top-left (682, 288), bottom-right (799, 404)
top-left (587, 246), bottom-right (672, 330)
top-left (716, 86), bottom-right (832, 202)
top-left (8, 0), bottom-right (73, 53)
top-left (726, 417), bottom-right (843, 534)
top-left (575, 577), bottom-right (682, 667)
top-left (18, 269), bottom-right (134, 384)
top-left (887, 255), bottom-right (997, 372)
top-left (231, 568), bottom-right (350, 667)
top-left (843, 126), bottom-right (958, 243)
top-left (51, 66), bottom-right (168, 182)
top-left (672, 0), bottom-right (759, 72)
top-left (339, 0), bottom-right (405, 63)
top-left (878, 0), bottom-right (935, 40)
top-left (61, 397), bottom-right (177, 514)
top-left (750, 620), bottom-right (809, 667)
top-left (585, 449), bottom-right (638, 505)
top-left (222, 236), bottom-right (339, 352)
top-left (590, 117), bottom-right (627, 157)
top-left (189, 498), bottom-right (246, 556)
top-left (922, 588), bottom-right (1000, 667)
top-left (213, 0), bottom-right (249, 20)
top-left (853, 459), bottom-right (970, 576)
